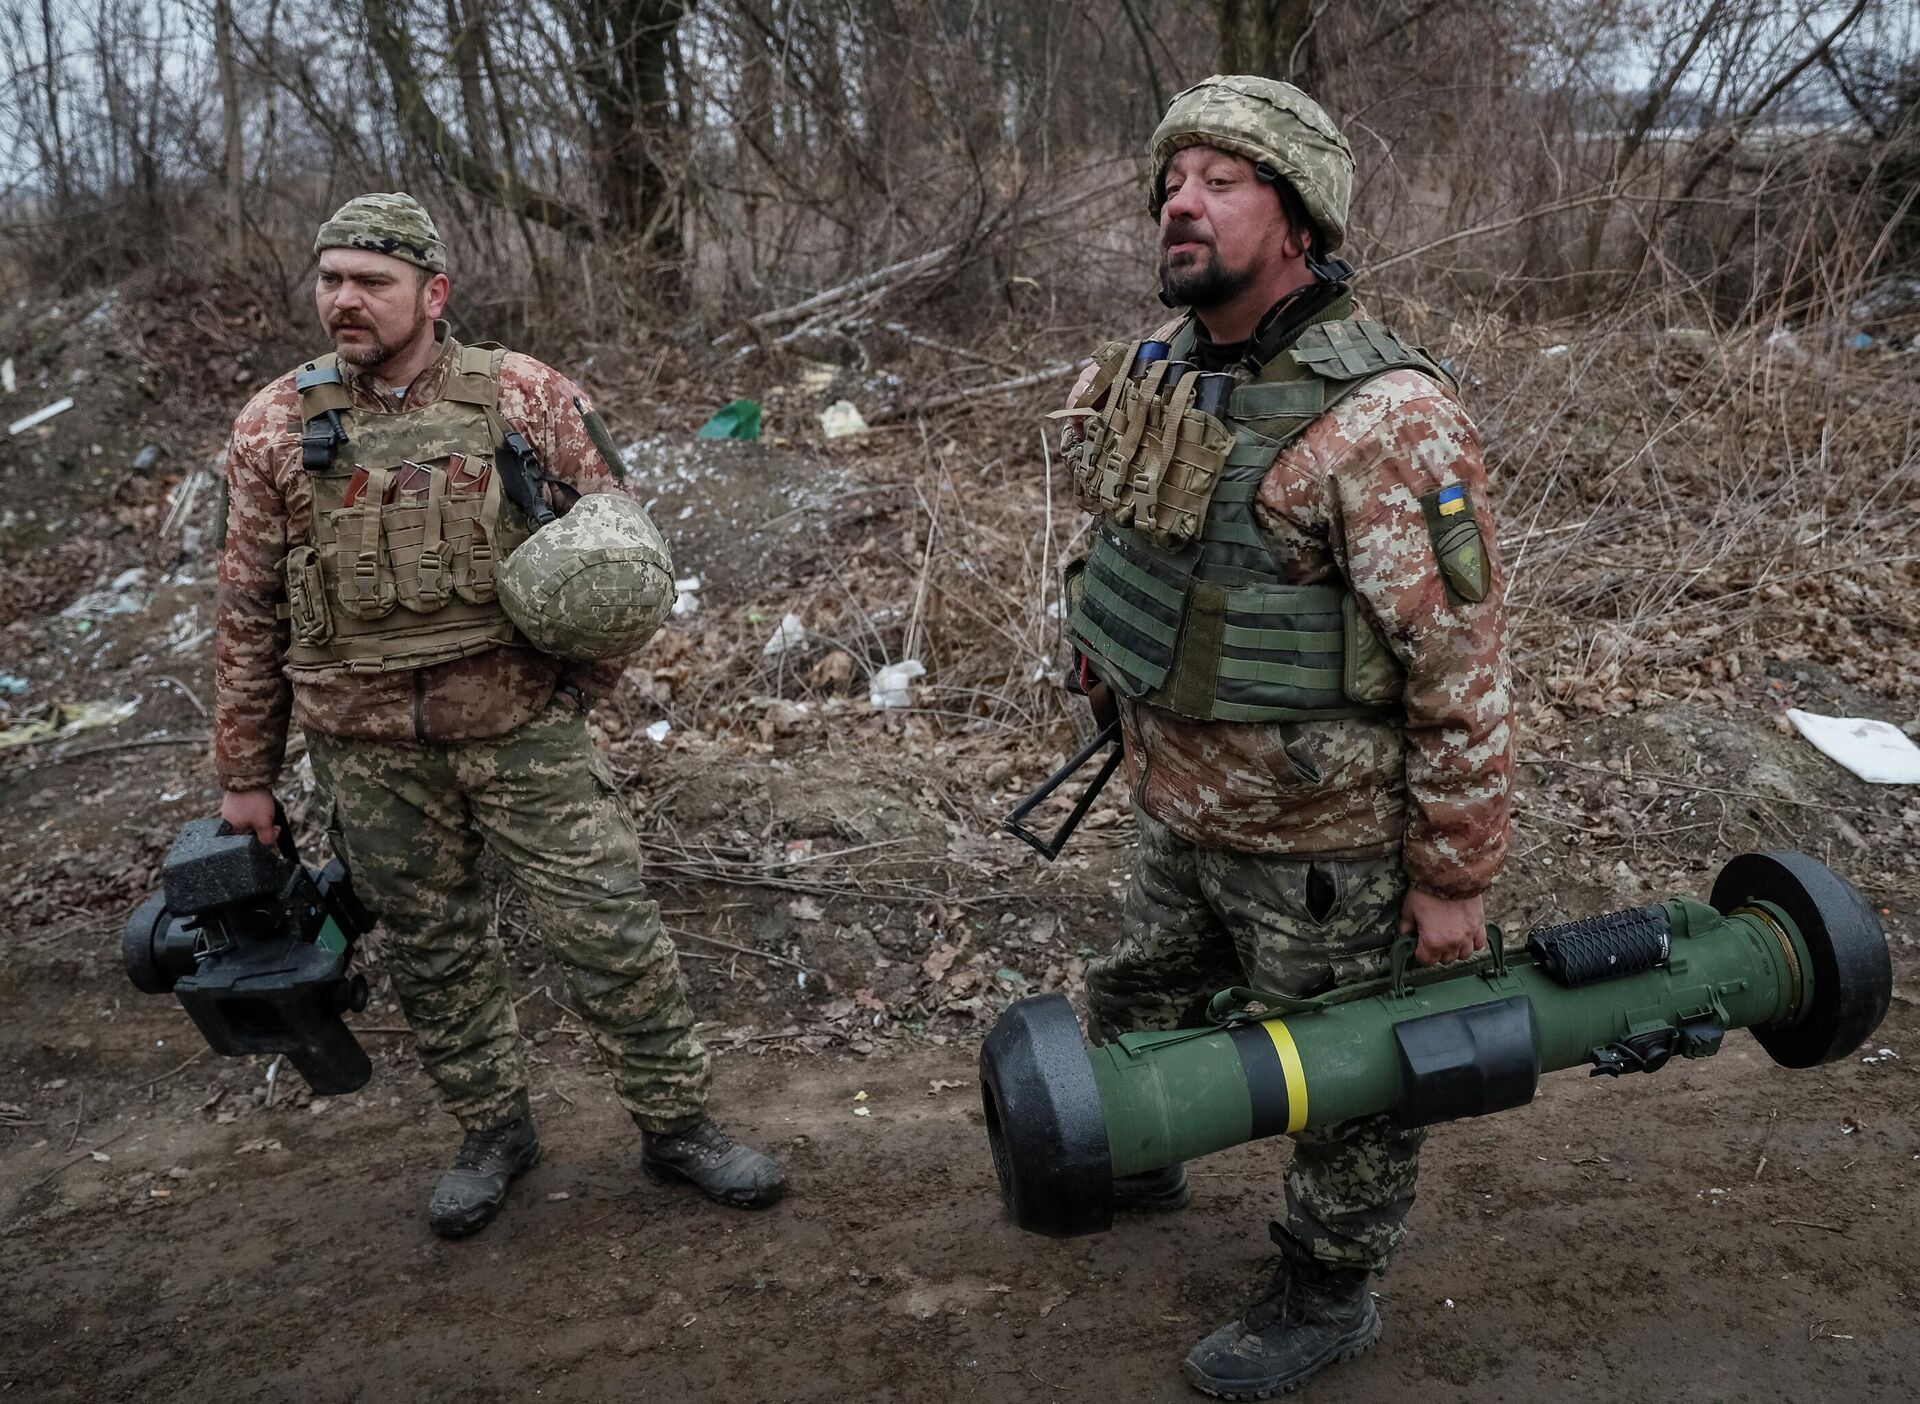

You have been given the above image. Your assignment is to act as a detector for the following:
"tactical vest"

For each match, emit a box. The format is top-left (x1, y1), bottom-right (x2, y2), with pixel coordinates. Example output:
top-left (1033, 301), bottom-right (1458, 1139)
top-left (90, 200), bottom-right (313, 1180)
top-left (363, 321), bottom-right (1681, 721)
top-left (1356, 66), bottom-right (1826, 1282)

top-left (279, 345), bottom-right (536, 675)
top-left (1066, 310), bottom-right (1450, 724)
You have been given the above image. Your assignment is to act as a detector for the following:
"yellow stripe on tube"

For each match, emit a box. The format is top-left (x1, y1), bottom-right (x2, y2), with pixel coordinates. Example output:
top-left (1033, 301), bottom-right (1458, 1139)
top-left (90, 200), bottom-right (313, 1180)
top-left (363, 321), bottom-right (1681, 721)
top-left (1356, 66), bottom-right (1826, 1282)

top-left (1261, 1019), bottom-right (1309, 1133)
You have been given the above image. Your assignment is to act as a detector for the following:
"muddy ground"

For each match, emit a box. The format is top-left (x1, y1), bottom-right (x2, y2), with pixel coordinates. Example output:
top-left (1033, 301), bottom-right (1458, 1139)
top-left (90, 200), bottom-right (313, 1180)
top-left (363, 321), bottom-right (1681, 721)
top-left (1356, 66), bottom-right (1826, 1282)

top-left (2, 287), bottom-right (1917, 1401)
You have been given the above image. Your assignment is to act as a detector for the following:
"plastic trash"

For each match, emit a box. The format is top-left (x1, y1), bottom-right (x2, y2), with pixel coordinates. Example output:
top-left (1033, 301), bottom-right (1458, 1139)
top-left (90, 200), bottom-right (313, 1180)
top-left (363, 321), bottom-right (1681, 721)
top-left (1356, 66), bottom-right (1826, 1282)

top-left (820, 400), bottom-right (868, 439)
top-left (0, 698), bottom-right (139, 749)
top-left (869, 659), bottom-right (926, 710)
top-left (672, 575), bottom-right (702, 618)
top-left (9, 397), bottom-right (74, 435)
top-left (1785, 708), bottom-right (1920, 784)
top-left (697, 399), bottom-right (761, 441)
top-left (762, 612), bottom-right (807, 657)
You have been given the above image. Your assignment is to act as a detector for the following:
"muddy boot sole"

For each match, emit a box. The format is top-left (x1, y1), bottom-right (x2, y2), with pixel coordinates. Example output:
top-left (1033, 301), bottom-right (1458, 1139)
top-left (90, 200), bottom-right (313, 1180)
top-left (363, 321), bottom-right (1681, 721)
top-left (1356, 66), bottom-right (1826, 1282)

top-left (1180, 1300), bottom-right (1381, 1400)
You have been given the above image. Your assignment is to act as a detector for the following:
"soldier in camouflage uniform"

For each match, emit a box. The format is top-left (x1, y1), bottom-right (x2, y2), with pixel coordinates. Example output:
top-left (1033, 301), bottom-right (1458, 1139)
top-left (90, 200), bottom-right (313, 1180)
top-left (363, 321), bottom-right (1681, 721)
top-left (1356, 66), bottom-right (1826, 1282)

top-left (1055, 78), bottom-right (1512, 1397)
top-left (214, 193), bottom-right (785, 1237)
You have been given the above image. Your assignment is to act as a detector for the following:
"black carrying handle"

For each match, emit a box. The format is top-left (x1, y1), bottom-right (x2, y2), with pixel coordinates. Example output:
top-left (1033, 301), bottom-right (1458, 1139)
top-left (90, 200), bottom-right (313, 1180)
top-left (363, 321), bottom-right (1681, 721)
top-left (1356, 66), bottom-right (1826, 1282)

top-left (1002, 722), bottom-right (1123, 862)
top-left (215, 796), bottom-right (299, 866)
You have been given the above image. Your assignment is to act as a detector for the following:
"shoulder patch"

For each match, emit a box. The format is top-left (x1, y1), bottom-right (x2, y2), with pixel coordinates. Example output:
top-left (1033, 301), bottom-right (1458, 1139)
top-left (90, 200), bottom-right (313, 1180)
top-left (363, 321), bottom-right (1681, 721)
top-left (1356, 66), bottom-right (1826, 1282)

top-left (1419, 482), bottom-right (1491, 604)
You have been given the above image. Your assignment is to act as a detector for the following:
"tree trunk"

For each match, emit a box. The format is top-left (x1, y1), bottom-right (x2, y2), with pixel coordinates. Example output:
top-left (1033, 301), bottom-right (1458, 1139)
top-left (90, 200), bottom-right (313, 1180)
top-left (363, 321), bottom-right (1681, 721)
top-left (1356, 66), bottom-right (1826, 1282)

top-left (556, 0), bottom-right (689, 287)
top-left (216, 0), bottom-right (245, 265)
top-left (361, 0), bottom-right (594, 237)
top-left (1217, 0), bottom-right (1320, 91)
top-left (445, 0), bottom-right (492, 161)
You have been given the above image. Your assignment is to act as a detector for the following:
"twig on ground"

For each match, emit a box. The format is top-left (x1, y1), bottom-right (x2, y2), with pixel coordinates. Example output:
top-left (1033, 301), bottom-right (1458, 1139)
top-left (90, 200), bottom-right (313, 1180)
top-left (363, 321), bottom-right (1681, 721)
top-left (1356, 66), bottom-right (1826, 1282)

top-left (31, 1128), bottom-right (132, 1190)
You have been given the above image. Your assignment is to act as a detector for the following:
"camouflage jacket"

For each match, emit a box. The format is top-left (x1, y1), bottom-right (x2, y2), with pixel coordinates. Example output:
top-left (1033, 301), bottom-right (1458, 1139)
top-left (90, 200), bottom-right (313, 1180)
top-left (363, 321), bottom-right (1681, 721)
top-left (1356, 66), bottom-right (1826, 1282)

top-left (214, 329), bottom-right (629, 792)
top-left (1068, 323), bottom-right (1513, 898)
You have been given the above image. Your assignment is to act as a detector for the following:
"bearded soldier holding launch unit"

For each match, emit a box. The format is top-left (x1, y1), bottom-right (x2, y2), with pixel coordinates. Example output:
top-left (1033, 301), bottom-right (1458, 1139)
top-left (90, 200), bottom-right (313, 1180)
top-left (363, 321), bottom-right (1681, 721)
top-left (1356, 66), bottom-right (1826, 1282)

top-left (1055, 78), bottom-right (1513, 1397)
top-left (213, 193), bottom-right (785, 1237)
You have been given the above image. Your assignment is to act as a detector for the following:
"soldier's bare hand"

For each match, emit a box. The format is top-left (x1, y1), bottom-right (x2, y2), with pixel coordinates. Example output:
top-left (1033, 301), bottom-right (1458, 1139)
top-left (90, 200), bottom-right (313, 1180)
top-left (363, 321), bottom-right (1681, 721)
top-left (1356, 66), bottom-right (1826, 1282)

top-left (220, 787), bottom-right (280, 848)
top-left (1065, 361), bottom-right (1100, 410)
top-left (1087, 680), bottom-right (1118, 733)
top-left (1400, 888), bottom-right (1487, 965)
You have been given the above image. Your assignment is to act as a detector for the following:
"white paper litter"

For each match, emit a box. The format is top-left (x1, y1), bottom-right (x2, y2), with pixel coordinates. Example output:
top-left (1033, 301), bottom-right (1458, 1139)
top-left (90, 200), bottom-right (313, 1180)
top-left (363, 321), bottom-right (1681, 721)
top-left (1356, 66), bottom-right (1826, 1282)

top-left (762, 612), bottom-right (807, 656)
top-left (1, 358), bottom-right (14, 394)
top-left (1785, 708), bottom-right (1920, 784)
top-left (820, 400), bottom-right (868, 439)
top-left (644, 720), bottom-right (672, 744)
top-left (9, 397), bottom-right (74, 435)
top-left (869, 659), bottom-right (925, 709)
top-left (672, 575), bottom-right (702, 617)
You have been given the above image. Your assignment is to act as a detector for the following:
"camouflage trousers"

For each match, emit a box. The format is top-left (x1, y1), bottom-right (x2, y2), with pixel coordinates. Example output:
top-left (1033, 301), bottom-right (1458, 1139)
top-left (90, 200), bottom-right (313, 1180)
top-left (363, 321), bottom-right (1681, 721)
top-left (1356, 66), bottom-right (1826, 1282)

top-left (1087, 808), bottom-right (1425, 1274)
top-left (308, 698), bottom-right (709, 1133)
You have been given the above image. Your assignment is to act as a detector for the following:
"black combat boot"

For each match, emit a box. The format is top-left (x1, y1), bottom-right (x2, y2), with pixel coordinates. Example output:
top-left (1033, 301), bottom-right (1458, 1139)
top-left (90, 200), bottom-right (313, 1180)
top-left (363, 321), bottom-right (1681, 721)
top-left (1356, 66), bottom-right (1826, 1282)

top-left (1113, 1163), bottom-right (1192, 1213)
top-left (1181, 1227), bottom-right (1381, 1399)
top-left (640, 1119), bottom-right (787, 1209)
top-left (427, 1099), bottom-right (541, 1240)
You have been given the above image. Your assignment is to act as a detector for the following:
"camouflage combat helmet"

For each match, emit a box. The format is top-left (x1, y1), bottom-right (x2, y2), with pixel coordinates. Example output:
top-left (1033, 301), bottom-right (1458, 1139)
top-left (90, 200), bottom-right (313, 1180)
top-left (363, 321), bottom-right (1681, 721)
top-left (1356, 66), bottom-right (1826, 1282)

top-left (314, 192), bottom-right (449, 273)
top-left (498, 494), bottom-right (676, 661)
top-left (1149, 75), bottom-right (1354, 252)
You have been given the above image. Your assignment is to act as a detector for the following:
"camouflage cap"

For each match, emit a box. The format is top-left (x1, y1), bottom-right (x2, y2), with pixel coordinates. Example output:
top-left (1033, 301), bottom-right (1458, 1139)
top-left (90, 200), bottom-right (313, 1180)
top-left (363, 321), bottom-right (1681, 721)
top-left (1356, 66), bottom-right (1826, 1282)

top-left (1150, 75), bottom-right (1354, 252)
top-left (313, 192), bottom-right (449, 273)
top-left (499, 493), bottom-right (676, 661)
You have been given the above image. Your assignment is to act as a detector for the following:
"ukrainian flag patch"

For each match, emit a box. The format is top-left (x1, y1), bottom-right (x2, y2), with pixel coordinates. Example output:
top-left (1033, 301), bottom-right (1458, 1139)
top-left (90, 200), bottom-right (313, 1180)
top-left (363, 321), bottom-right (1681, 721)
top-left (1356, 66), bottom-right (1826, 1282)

top-left (1420, 482), bottom-right (1490, 604)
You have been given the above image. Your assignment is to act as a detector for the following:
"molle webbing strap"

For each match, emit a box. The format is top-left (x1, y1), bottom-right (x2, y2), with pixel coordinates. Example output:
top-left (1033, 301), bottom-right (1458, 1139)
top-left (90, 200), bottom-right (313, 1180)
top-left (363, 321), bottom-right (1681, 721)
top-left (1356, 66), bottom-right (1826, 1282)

top-left (1072, 526), bottom-right (1190, 695)
top-left (284, 600), bottom-right (519, 674)
top-left (1230, 380), bottom-right (1325, 422)
top-left (1192, 476), bottom-right (1275, 570)
top-left (443, 345), bottom-right (505, 409)
top-left (1139, 369), bottom-right (1198, 522)
top-left (353, 468), bottom-right (388, 609)
top-left (1288, 320), bottom-right (1448, 387)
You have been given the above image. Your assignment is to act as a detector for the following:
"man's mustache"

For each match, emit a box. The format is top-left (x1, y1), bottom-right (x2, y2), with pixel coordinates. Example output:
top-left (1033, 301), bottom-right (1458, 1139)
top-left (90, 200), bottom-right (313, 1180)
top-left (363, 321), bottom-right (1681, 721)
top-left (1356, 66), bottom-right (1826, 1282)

top-left (1161, 221), bottom-right (1212, 251)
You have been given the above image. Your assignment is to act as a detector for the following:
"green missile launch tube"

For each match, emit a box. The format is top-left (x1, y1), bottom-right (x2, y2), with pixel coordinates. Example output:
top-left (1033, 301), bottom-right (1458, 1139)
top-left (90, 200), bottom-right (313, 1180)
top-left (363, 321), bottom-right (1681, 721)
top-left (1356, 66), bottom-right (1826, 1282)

top-left (980, 851), bottom-right (1891, 1238)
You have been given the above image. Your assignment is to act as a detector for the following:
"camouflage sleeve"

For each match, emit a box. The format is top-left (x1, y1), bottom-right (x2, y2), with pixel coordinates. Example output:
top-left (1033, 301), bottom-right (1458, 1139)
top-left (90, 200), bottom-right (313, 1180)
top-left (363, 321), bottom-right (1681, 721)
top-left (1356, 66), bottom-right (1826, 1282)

top-left (212, 387), bottom-right (297, 791)
top-left (1273, 372), bottom-right (1514, 897)
top-left (498, 355), bottom-right (637, 700)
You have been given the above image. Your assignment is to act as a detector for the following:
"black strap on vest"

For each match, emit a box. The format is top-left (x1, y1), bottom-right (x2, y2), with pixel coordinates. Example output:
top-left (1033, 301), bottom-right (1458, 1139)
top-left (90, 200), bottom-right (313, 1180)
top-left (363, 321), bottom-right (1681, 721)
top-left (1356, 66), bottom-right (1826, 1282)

top-left (295, 362), bottom-right (350, 472)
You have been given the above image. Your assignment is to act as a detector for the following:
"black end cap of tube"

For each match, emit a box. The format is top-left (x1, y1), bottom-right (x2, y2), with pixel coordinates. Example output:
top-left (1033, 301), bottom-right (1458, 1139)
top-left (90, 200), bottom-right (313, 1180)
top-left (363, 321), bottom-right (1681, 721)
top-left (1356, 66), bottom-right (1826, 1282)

top-left (979, 993), bottom-right (1114, 1238)
top-left (1711, 850), bottom-right (1891, 1068)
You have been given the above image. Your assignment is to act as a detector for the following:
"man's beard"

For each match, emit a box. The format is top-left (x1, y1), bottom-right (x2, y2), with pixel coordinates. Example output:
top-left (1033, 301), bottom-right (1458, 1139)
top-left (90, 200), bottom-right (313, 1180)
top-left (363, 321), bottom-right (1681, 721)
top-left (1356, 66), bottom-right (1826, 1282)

top-left (332, 305), bottom-right (428, 371)
top-left (1159, 244), bottom-right (1251, 310)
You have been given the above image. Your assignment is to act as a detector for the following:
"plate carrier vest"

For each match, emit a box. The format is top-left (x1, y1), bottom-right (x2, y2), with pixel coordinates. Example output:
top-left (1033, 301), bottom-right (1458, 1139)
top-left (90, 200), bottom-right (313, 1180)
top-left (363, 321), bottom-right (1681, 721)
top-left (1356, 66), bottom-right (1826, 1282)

top-left (279, 345), bottom-right (538, 675)
top-left (1066, 305), bottom-right (1450, 724)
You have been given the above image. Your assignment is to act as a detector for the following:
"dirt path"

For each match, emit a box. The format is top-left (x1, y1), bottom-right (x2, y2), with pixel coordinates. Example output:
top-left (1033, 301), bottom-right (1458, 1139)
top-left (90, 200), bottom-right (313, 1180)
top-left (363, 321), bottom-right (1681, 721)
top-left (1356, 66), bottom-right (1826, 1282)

top-left (3, 976), bottom-right (1915, 1402)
